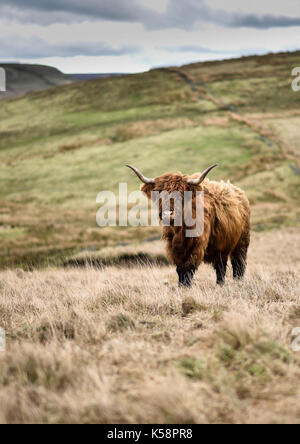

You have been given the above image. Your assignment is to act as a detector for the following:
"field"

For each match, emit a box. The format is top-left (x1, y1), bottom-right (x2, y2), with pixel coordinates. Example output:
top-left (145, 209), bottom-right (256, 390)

top-left (0, 229), bottom-right (300, 424)
top-left (0, 51), bottom-right (300, 424)
top-left (1, 51), bottom-right (300, 268)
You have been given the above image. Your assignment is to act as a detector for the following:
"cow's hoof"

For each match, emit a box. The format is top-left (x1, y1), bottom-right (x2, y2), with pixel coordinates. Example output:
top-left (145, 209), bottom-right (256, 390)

top-left (217, 280), bottom-right (226, 286)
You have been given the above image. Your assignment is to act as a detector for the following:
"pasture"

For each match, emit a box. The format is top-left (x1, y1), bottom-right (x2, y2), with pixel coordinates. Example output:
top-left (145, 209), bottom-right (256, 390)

top-left (0, 51), bottom-right (300, 424)
top-left (0, 51), bottom-right (299, 269)
top-left (0, 229), bottom-right (300, 423)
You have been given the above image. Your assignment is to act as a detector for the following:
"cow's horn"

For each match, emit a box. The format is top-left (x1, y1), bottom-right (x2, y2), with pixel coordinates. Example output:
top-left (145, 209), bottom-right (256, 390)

top-left (126, 164), bottom-right (155, 184)
top-left (187, 164), bottom-right (218, 185)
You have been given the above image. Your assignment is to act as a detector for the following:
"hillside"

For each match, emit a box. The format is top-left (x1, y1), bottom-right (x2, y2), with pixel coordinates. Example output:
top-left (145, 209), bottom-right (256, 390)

top-left (0, 51), bottom-right (300, 268)
top-left (68, 73), bottom-right (125, 81)
top-left (0, 64), bottom-right (73, 99)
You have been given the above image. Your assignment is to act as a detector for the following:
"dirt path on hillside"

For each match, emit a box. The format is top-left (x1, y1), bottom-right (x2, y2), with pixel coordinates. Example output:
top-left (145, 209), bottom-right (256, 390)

top-left (164, 67), bottom-right (300, 170)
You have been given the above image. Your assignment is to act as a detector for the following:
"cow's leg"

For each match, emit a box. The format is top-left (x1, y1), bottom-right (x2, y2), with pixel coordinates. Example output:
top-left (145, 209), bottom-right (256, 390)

top-left (231, 229), bottom-right (250, 280)
top-left (177, 265), bottom-right (196, 288)
top-left (231, 257), bottom-right (246, 280)
top-left (214, 255), bottom-right (228, 286)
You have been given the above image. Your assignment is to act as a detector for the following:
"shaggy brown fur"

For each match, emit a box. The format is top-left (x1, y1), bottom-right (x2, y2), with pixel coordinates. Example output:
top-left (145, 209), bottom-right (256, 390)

top-left (142, 172), bottom-right (250, 286)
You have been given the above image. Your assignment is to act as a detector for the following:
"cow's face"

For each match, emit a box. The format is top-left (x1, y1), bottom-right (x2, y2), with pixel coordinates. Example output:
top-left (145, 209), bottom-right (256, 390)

top-left (126, 164), bottom-right (218, 226)
top-left (141, 174), bottom-right (187, 226)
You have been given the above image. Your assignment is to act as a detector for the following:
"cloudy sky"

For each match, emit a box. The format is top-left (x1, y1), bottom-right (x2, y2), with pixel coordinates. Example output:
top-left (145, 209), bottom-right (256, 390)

top-left (0, 0), bottom-right (299, 73)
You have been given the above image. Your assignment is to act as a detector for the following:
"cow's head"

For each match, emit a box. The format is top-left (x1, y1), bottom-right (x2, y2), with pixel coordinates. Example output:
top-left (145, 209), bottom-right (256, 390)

top-left (126, 164), bottom-right (217, 225)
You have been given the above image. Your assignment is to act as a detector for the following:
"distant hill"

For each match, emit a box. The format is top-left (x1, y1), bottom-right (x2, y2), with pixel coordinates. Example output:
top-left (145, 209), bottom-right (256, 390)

top-left (69, 73), bottom-right (125, 81)
top-left (0, 64), bottom-right (129, 99)
top-left (0, 63), bottom-right (73, 99)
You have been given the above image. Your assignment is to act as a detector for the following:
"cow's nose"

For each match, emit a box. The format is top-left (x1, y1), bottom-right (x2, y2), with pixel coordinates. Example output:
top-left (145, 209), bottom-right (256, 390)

top-left (162, 211), bottom-right (175, 224)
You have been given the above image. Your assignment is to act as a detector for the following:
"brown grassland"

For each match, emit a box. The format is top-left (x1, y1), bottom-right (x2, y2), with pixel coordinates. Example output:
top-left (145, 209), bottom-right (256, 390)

top-left (0, 228), bottom-right (300, 424)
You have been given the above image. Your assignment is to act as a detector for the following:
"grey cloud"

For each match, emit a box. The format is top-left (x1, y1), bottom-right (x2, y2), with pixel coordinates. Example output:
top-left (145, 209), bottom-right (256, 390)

top-left (163, 45), bottom-right (226, 54)
top-left (163, 45), bottom-right (269, 57)
top-left (164, 1), bottom-right (300, 31)
top-left (0, 1), bottom-right (149, 25)
top-left (229, 14), bottom-right (300, 29)
top-left (0, 38), bottom-right (140, 59)
top-left (1, 0), bottom-right (300, 30)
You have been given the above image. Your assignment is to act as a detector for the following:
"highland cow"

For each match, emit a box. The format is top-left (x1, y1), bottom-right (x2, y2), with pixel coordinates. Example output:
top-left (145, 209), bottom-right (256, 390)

top-left (126, 164), bottom-right (250, 287)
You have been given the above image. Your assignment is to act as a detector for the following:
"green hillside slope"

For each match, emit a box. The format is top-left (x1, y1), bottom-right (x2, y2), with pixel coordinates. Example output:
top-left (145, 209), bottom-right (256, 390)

top-left (0, 52), bottom-right (299, 268)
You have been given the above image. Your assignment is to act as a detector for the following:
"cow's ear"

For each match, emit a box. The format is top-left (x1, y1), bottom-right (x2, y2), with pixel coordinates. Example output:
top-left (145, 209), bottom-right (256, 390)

top-left (141, 183), bottom-right (155, 199)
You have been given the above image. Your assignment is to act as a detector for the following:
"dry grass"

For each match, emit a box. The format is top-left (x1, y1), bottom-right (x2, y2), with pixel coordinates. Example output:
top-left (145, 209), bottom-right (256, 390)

top-left (65, 240), bottom-right (168, 267)
top-left (0, 228), bottom-right (300, 424)
top-left (113, 118), bottom-right (196, 142)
